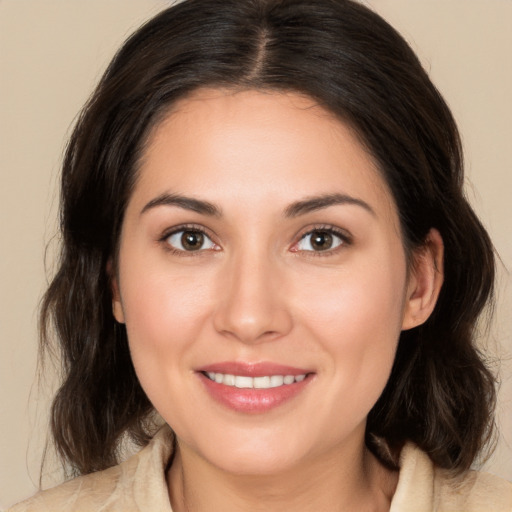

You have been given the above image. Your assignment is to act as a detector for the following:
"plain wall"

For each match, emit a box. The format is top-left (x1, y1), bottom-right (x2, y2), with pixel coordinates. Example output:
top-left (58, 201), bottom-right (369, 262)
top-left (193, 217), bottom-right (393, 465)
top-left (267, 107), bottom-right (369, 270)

top-left (1, 0), bottom-right (511, 508)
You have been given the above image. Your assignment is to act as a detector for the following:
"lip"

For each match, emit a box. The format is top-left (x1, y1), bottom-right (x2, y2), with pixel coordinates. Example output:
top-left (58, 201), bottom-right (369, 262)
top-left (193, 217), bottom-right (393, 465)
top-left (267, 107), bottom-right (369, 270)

top-left (196, 361), bottom-right (314, 414)
top-left (198, 361), bottom-right (312, 377)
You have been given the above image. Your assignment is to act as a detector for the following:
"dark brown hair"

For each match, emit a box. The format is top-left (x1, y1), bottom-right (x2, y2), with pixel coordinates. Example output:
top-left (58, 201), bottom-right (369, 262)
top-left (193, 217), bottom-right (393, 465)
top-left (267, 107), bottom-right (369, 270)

top-left (41, 0), bottom-right (496, 477)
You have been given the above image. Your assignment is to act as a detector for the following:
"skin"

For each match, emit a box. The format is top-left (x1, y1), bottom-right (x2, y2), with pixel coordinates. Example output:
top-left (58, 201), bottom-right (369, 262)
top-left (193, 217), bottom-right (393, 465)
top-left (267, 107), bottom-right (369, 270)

top-left (113, 89), bottom-right (443, 512)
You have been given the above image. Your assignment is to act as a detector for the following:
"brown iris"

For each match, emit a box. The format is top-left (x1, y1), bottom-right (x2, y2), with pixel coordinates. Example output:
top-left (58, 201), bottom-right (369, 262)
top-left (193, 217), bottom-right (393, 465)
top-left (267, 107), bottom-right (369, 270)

top-left (181, 231), bottom-right (204, 251)
top-left (310, 230), bottom-right (334, 251)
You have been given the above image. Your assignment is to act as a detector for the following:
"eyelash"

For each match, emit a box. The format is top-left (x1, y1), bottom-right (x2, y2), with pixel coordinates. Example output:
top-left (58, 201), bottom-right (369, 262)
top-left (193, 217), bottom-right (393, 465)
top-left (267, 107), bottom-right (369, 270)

top-left (159, 224), bottom-right (219, 257)
top-left (159, 224), bottom-right (352, 256)
top-left (291, 225), bottom-right (352, 257)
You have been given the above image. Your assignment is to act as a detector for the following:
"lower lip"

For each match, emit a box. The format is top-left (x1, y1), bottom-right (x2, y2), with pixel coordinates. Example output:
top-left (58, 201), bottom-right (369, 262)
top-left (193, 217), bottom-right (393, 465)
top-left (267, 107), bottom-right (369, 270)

top-left (198, 373), bottom-right (312, 413)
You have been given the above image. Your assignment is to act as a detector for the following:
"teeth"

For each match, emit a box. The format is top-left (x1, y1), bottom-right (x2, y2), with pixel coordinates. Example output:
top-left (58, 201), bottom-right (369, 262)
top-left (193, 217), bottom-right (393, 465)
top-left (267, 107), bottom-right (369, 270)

top-left (253, 376), bottom-right (270, 389)
top-left (205, 372), bottom-right (307, 389)
top-left (270, 375), bottom-right (284, 387)
top-left (234, 376), bottom-right (253, 388)
top-left (283, 375), bottom-right (295, 385)
top-left (224, 374), bottom-right (235, 386)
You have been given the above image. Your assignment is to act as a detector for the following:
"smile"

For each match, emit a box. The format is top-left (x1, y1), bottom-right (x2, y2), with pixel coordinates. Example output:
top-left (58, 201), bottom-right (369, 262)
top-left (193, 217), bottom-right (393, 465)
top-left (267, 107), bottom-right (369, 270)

top-left (197, 362), bottom-right (313, 413)
top-left (204, 372), bottom-right (307, 389)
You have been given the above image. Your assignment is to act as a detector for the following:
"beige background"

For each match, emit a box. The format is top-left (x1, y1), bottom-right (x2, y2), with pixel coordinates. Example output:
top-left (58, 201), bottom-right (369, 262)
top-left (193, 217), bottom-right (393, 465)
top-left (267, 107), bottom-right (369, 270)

top-left (1, 0), bottom-right (511, 508)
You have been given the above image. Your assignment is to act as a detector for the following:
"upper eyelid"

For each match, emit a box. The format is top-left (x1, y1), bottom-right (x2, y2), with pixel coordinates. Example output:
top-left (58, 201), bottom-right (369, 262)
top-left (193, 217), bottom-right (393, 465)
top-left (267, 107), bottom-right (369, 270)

top-left (160, 225), bottom-right (220, 255)
top-left (289, 225), bottom-right (353, 257)
top-left (296, 224), bottom-right (352, 242)
top-left (158, 223), bottom-right (352, 251)
top-left (160, 223), bottom-right (216, 241)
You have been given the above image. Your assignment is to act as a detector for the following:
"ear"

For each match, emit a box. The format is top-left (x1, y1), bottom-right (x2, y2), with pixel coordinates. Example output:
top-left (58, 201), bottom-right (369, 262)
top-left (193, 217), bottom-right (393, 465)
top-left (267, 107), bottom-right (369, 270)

top-left (107, 260), bottom-right (125, 324)
top-left (401, 228), bottom-right (444, 331)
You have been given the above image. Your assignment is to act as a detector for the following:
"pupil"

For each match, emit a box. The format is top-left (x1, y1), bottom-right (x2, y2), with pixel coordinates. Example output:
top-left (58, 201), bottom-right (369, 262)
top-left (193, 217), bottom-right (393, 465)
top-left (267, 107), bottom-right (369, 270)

top-left (311, 231), bottom-right (332, 250)
top-left (181, 231), bottom-right (203, 250)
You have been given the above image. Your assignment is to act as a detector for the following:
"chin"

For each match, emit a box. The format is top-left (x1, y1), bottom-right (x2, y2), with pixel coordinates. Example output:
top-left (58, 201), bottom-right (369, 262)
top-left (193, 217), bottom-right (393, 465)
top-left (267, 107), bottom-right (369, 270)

top-left (181, 424), bottom-right (311, 476)
top-left (212, 448), bottom-right (303, 477)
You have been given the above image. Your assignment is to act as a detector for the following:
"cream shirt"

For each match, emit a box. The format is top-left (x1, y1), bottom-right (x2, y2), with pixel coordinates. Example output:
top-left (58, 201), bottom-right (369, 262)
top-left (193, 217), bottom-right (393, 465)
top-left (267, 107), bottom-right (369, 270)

top-left (9, 426), bottom-right (512, 511)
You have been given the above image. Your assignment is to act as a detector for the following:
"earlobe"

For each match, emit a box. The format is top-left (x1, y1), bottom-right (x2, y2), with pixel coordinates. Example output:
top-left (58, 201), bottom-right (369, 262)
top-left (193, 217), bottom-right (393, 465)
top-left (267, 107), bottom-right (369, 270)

top-left (401, 228), bottom-right (444, 331)
top-left (107, 260), bottom-right (125, 324)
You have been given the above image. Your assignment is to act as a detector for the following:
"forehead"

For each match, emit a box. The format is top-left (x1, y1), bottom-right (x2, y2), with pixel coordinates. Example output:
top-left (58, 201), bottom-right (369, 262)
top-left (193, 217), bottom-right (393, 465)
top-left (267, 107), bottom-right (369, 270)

top-left (132, 88), bottom-right (398, 223)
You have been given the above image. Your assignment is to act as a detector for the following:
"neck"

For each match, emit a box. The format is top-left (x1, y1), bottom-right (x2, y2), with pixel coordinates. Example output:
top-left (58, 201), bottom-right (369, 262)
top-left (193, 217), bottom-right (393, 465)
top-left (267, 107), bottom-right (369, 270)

top-left (167, 436), bottom-right (397, 512)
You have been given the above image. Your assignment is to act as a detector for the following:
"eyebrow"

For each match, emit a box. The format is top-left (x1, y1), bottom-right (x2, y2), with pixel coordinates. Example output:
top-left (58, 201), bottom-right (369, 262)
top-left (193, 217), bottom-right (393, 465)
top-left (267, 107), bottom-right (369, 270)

top-left (140, 191), bottom-right (375, 219)
top-left (284, 193), bottom-right (376, 218)
top-left (140, 193), bottom-right (222, 217)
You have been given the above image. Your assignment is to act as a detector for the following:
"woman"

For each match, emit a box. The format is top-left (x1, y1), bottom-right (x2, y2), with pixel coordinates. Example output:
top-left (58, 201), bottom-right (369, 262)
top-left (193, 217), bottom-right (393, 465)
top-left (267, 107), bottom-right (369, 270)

top-left (10, 0), bottom-right (511, 510)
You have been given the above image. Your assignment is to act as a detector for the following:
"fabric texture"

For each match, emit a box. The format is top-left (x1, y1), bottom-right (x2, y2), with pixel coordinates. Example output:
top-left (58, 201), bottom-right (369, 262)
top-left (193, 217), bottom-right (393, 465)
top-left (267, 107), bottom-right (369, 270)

top-left (9, 425), bottom-right (512, 512)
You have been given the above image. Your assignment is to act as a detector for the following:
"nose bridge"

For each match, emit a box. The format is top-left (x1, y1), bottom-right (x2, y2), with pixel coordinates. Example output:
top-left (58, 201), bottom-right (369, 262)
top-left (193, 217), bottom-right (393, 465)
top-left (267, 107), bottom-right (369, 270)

top-left (213, 244), bottom-right (292, 343)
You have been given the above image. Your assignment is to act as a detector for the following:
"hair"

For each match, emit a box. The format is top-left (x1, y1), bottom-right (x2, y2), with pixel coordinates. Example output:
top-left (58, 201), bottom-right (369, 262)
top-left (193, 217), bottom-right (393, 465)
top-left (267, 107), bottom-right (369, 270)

top-left (41, 0), bottom-right (496, 477)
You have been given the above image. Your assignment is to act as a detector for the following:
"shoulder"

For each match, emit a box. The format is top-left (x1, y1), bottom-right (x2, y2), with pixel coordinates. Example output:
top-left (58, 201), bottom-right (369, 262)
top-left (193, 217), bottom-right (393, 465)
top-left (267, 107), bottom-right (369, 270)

top-left (391, 443), bottom-right (512, 512)
top-left (434, 465), bottom-right (512, 512)
top-left (8, 426), bottom-right (174, 512)
top-left (8, 463), bottom-right (125, 512)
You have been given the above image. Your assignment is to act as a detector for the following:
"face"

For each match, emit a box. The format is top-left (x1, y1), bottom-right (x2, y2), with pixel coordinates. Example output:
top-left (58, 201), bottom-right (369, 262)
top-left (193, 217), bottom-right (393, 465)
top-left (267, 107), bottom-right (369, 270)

top-left (113, 89), bottom-right (427, 475)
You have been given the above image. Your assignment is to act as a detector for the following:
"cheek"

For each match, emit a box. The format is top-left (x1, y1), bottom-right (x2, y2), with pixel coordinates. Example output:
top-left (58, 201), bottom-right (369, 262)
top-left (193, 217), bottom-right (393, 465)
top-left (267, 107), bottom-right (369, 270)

top-left (297, 256), bottom-right (405, 334)
top-left (118, 257), bottom-right (216, 387)
top-left (293, 254), bottom-right (406, 395)
top-left (121, 258), bottom-right (212, 334)
top-left (118, 262), bottom-right (220, 430)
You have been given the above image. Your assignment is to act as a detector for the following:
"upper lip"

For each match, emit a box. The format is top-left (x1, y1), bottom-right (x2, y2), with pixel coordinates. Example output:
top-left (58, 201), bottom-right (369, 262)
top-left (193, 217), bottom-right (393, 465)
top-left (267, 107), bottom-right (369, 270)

top-left (197, 361), bottom-right (312, 377)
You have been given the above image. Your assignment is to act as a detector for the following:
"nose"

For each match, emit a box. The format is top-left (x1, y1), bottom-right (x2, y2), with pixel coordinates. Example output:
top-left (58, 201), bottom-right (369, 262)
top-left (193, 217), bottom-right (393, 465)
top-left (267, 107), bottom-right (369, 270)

top-left (212, 252), bottom-right (293, 344)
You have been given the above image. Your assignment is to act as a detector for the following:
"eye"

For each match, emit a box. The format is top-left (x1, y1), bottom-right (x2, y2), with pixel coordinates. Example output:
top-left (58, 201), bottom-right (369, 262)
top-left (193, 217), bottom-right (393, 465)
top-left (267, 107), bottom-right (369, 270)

top-left (166, 229), bottom-right (217, 252)
top-left (295, 229), bottom-right (347, 252)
